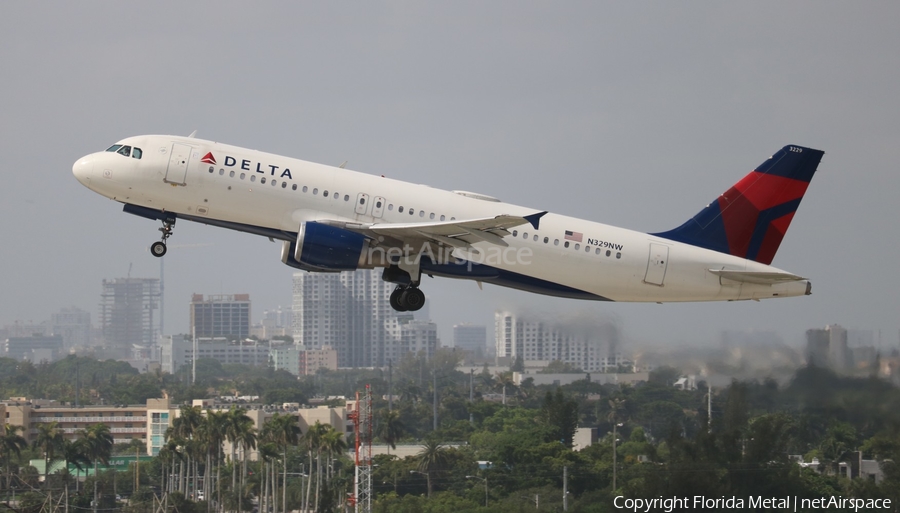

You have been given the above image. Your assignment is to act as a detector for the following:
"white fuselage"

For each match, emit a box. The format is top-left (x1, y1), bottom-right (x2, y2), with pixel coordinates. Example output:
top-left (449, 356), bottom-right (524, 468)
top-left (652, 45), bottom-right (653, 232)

top-left (73, 135), bottom-right (810, 302)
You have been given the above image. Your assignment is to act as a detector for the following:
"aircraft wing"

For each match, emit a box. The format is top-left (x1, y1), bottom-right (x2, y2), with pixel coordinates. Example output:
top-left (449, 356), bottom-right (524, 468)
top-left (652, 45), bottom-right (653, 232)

top-left (326, 211), bottom-right (547, 249)
top-left (708, 269), bottom-right (807, 285)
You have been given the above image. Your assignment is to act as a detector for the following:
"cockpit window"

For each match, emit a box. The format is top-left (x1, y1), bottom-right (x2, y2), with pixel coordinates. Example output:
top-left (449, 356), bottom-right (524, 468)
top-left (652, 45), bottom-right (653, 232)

top-left (105, 144), bottom-right (140, 159)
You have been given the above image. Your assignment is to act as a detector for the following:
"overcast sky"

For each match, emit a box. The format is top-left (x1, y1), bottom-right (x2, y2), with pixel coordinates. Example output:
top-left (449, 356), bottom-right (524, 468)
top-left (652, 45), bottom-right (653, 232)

top-left (1, 3), bottom-right (898, 351)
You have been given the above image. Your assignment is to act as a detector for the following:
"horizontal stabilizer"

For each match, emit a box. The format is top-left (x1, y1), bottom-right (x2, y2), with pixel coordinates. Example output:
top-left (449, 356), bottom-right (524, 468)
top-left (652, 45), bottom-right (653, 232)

top-left (708, 269), bottom-right (806, 285)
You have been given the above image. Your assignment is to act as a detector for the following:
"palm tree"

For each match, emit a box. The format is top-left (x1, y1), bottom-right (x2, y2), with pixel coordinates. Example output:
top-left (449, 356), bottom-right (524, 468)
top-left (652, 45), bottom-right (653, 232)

top-left (378, 410), bottom-right (404, 456)
top-left (316, 425), bottom-right (346, 510)
top-left (128, 438), bottom-right (145, 494)
top-left (80, 423), bottom-right (113, 513)
top-left (415, 438), bottom-right (449, 498)
top-left (172, 406), bottom-right (203, 497)
top-left (302, 421), bottom-right (330, 513)
top-left (255, 441), bottom-right (279, 513)
top-left (60, 438), bottom-right (91, 492)
top-left (199, 409), bottom-right (228, 510)
top-left (0, 424), bottom-right (27, 488)
top-left (33, 421), bottom-right (63, 484)
top-left (264, 414), bottom-right (300, 513)
top-left (224, 407), bottom-right (255, 498)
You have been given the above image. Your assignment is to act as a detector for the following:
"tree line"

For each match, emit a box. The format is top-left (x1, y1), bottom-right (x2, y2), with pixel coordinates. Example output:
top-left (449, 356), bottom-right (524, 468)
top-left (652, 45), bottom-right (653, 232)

top-left (1, 352), bottom-right (899, 512)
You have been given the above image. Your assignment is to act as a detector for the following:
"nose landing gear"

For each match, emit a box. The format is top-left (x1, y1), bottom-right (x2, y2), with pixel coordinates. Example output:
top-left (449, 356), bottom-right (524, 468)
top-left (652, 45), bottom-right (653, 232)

top-left (150, 219), bottom-right (175, 258)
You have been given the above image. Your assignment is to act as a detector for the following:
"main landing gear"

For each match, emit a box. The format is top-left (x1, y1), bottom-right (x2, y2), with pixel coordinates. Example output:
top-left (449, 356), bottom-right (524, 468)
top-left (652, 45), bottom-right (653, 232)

top-left (383, 264), bottom-right (426, 312)
top-left (150, 218), bottom-right (175, 258)
top-left (390, 286), bottom-right (425, 312)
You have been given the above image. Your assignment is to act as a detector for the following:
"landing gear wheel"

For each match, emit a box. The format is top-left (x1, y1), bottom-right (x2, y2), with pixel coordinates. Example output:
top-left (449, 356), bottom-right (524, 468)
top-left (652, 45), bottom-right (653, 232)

top-left (150, 241), bottom-right (167, 258)
top-left (401, 288), bottom-right (426, 312)
top-left (390, 287), bottom-right (408, 312)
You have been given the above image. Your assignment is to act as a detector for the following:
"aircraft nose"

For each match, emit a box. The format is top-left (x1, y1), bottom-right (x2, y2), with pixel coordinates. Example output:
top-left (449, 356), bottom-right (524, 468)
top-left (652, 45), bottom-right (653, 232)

top-left (72, 155), bottom-right (94, 186)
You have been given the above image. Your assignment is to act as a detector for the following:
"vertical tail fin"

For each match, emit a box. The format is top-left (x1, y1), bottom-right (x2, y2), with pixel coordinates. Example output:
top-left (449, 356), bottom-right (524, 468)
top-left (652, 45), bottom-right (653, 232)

top-left (652, 145), bottom-right (823, 265)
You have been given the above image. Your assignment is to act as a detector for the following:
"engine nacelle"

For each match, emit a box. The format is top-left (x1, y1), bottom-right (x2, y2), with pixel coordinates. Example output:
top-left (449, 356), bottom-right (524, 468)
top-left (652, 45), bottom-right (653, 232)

top-left (280, 222), bottom-right (370, 272)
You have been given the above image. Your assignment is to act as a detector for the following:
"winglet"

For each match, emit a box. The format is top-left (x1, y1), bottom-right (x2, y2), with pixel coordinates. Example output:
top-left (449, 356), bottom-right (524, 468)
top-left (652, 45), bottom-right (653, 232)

top-left (524, 211), bottom-right (548, 230)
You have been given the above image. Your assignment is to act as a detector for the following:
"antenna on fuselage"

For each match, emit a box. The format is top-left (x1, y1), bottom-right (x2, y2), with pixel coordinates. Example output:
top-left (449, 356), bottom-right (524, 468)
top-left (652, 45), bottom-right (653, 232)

top-left (339, 161), bottom-right (348, 169)
top-left (187, 130), bottom-right (198, 138)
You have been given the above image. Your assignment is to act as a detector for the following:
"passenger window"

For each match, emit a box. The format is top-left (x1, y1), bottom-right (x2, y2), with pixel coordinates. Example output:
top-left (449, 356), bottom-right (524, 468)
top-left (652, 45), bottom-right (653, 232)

top-left (595, 248), bottom-right (601, 255)
top-left (534, 235), bottom-right (539, 242)
top-left (616, 252), bottom-right (621, 259)
top-left (334, 192), bottom-right (340, 200)
top-left (388, 204), bottom-right (393, 211)
top-left (430, 213), bottom-right (435, 219)
top-left (282, 182), bottom-right (287, 188)
top-left (261, 177), bottom-right (266, 184)
top-left (399, 206), bottom-right (404, 213)
top-left (229, 171), bottom-right (235, 177)
top-left (251, 175), bottom-right (256, 182)
top-left (132, 148), bottom-right (142, 159)
top-left (271, 180), bottom-right (276, 186)
top-left (344, 195), bottom-right (350, 201)
top-left (606, 250), bottom-right (611, 257)
top-left (451, 217), bottom-right (456, 220)
top-left (359, 197), bottom-right (364, 204)
top-left (116, 145), bottom-right (131, 157)
top-left (544, 237), bottom-right (549, 243)
top-left (208, 167), bottom-right (214, 174)
top-left (323, 191), bottom-right (329, 197)
top-left (564, 241), bottom-right (570, 248)
top-left (303, 186), bottom-right (308, 192)
top-left (419, 211), bottom-right (424, 217)
top-left (376, 201), bottom-right (382, 208)
top-left (575, 244), bottom-right (580, 250)
top-left (219, 169), bottom-right (225, 175)
top-left (440, 215), bottom-right (445, 221)
top-left (554, 239), bottom-right (559, 246)
top-left (313, 188), bottom-right (318, 195)
top-left (585, 246), bottom-right (590, 252)
top-left (240, 173), bottom-right (246, 179)
top-left (292, 184), bottom-right (297, 190)
top-left (523, 232), bottom-right (528, 239)
top-left (409, 209), bottom-right (415, 215)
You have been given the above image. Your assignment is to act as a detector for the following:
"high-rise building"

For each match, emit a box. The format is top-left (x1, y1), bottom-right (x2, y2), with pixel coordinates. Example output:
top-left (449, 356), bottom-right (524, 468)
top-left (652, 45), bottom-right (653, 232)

top-left (806, 324), bottom-right (851, 371)
top-left (3, 334), bottom-right (64, 362)
top-left (494, 311), bottom-right (620, 372)
top-left (100, 278), bottom-right (160, 356)
top-left (158, 335), bottom-right (270, 373)
top-left (50, 307), bottom-right (92, 349)
top-left (401, 320), bottom-right (439, 359)
top-left (453, 324), bottom-right (487, 357)
top-left (292, 269), bottom-right (431, 367)
top-left (190, 294), bottom-right (251, 339)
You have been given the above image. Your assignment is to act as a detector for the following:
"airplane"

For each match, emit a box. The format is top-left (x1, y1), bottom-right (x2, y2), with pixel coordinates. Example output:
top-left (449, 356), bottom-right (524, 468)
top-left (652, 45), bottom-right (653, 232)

top-left (73, 135), bottom-right (823, 312)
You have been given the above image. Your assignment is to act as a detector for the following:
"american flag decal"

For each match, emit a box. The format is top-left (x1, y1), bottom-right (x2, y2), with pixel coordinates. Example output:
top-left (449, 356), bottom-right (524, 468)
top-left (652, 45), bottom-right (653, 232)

top-left (564, 230), bottom-right (583, 242)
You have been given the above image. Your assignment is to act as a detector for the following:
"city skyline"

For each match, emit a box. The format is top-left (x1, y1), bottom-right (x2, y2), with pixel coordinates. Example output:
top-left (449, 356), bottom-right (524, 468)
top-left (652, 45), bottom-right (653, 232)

top-left (2, 4), bottom-right (900, 357)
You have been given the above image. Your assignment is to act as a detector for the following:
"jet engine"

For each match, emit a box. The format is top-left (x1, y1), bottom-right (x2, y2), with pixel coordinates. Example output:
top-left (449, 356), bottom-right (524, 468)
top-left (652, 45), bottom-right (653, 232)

top-left (280, 221), bottom-right (370, 272)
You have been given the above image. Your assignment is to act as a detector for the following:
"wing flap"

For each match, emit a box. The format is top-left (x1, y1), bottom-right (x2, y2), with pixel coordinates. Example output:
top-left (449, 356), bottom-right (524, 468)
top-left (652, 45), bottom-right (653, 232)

top-left (340, 212), bottom-right (547, 249)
